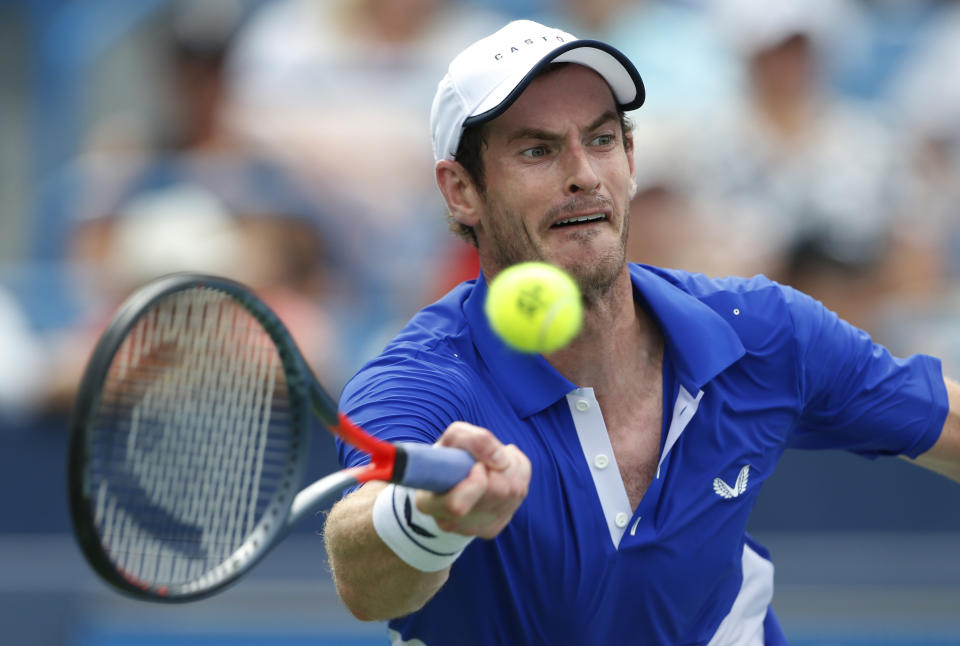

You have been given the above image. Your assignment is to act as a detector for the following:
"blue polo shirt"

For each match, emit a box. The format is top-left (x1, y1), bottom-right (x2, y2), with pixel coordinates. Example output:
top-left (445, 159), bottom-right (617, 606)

top-left (337, 264), bottom-right (947, 645)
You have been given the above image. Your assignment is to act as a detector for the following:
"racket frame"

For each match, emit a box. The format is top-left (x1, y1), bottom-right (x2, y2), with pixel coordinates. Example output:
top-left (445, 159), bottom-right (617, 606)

top-left (68, 274), bottom-right (316, 601)
top-left (68, 273), bottom-right (473, 602)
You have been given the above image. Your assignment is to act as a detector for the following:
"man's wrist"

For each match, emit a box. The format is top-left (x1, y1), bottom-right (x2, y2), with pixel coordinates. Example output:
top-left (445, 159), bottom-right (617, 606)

top-left (372, 483), bottom-right (474, 572)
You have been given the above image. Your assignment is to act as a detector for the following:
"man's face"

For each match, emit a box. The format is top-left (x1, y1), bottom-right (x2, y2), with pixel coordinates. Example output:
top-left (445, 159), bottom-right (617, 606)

top-left (473, 64), bottom-right (635, 301)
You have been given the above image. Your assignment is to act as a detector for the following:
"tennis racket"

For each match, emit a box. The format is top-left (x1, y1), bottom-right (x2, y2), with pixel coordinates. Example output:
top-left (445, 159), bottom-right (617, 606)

top-left (68, 273), bottom-right (475, 602)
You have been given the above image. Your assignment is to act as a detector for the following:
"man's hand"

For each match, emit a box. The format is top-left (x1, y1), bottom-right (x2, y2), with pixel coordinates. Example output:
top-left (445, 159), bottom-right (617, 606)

top-left (416, 422), bottom-right (531, 538)
top-left (324, 421), bottom-right (530, 620)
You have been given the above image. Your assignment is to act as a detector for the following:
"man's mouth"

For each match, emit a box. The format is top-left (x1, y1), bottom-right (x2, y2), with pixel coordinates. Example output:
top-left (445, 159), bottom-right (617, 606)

top-left (550, 213), bottom-right (608, 229)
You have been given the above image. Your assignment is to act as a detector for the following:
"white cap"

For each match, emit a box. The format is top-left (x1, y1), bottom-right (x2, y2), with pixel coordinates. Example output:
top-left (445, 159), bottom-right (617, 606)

top-left (430, 19), bottom-right (645, 162)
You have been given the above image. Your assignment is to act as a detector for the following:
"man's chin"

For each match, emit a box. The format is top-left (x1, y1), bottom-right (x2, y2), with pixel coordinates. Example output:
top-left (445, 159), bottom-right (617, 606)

top-left (552, 252), bottom-right (622, 302)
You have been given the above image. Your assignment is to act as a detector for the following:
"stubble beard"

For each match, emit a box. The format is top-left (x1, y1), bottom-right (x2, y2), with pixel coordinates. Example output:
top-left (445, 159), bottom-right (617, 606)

top-left (482, 193), bottom-right (631, 307)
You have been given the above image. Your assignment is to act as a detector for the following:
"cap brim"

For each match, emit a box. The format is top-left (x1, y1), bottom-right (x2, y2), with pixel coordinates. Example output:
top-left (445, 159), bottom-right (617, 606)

top-left (463, 40), bottom-right (645, 129)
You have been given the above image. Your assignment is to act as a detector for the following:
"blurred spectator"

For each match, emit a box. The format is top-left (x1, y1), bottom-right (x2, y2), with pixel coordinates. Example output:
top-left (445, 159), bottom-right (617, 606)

top-left (533, 0), bottom-right (740, 122)
top-left (33, 0), bottom-right (352, 415)
top-left (0, 286), bottom-right (48, 427)
top-left (869, 0), bottom-right (960, 375)
top-left (625, 120), bottom-right (785, 280)
top-left (681, 0), bottom-right (924, 331)
top-left (827, 0), bottom-right (949, 103)
top-left (224, 0), bottom-right (505, 337)
top-left (889, 0), bottom-right (960, 279)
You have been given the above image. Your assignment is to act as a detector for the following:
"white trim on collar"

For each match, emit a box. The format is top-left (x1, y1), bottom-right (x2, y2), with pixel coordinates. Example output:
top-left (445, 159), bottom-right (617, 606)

top-left (565, 385), bottom-right (704, 548)
top-left (659, 386), bottom-right (704, 470)
top-left (566, 388), bottom-right (632, 548)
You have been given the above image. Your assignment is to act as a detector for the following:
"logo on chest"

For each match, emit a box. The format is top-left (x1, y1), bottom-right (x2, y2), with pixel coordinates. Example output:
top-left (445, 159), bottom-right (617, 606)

top-left (712, 465), bottom-right (750, 499)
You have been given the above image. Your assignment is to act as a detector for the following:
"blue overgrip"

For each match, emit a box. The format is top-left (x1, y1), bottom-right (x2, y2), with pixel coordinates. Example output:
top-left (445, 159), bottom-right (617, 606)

top-left (394, 442), bottom-right (475, 492)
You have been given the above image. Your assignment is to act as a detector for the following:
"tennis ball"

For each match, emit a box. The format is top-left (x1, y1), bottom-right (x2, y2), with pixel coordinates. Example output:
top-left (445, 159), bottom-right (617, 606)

top-left (485, 262), bottom-right (583, 354)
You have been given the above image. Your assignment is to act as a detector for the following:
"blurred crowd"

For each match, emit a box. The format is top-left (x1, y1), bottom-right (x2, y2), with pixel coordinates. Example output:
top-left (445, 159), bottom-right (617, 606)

top-left (2, 0), bottom-right (960, 429)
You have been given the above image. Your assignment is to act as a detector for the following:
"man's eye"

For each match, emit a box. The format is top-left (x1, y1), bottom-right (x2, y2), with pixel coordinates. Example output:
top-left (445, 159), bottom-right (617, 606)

top-left (521, 146), bottom-right (548, 158)
top-left (592, 134), bottom-right (614, 146)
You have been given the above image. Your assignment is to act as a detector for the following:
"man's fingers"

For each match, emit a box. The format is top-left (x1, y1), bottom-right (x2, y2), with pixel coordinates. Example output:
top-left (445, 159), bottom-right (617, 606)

top-left (417, 461), bottom-right (488, 519)
top-left (413, 422), bottom-right (533, 538)
top-left (437, 422), bottom-right (510, 470)
top-left (417, 443), bottom-right (531, 537)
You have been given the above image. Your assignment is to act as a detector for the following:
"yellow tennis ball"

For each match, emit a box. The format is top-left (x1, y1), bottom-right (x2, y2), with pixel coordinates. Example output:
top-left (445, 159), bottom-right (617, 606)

top-left (485, 262), bottom-right (583, 354)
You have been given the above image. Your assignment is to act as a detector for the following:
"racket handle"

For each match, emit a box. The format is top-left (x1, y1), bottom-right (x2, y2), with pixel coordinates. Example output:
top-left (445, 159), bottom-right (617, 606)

top-left (393, 443), bottom-right (476, 492)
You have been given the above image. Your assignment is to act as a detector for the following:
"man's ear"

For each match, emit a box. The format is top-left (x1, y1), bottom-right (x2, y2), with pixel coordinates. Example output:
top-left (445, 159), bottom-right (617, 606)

top-left (436, 160), bottom-right (482, 228)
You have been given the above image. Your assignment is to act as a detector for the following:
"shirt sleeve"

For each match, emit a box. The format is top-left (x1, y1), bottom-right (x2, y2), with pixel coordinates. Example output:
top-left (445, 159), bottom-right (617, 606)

top-left (335, 347), bottom-right (472, 471)
top-left (785, 286), bottom-right (948, 458)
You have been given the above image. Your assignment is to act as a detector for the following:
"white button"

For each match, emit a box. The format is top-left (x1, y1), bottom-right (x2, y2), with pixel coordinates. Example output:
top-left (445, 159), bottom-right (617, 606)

top-left (614, 512), bottom-right (629, 528)
top-left (575, 399), bottom-right (590, 412)
top-left (593, 454), bottom-right (609, 469)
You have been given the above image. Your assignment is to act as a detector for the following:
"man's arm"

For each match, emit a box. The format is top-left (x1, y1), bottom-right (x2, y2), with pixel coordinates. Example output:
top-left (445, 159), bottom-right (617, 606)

top-left (323, 422), bottom-right (531, 621)
top-left (906, 377), bottom-right (960, 484)
top-left (322, 480), bottom-right (444, 620)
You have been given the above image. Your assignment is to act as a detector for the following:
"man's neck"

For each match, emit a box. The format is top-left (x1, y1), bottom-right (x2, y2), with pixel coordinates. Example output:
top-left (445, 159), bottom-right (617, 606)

top-left (547, 268), bottom-right (663, 390)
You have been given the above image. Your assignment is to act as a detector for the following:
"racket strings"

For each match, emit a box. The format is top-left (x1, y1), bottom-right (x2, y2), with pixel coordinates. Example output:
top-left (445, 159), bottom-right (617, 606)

top-left (87, 289), bottom-right (298, 589)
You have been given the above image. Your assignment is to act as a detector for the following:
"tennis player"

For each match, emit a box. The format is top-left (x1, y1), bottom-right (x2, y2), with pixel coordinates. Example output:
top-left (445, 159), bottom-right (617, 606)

top-left (323, 19), bottom-right (960, 645)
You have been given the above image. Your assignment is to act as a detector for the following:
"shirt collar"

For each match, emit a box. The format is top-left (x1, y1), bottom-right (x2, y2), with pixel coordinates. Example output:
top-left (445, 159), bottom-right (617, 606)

top-left (627, 264), bottom-right (744, 393)
top-left (464, 264), bottom-right (745, 417)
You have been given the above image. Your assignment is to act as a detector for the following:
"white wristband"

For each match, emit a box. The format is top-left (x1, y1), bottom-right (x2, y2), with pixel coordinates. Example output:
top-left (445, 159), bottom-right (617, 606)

top-left (372, 483), bottom-right (474, 572)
